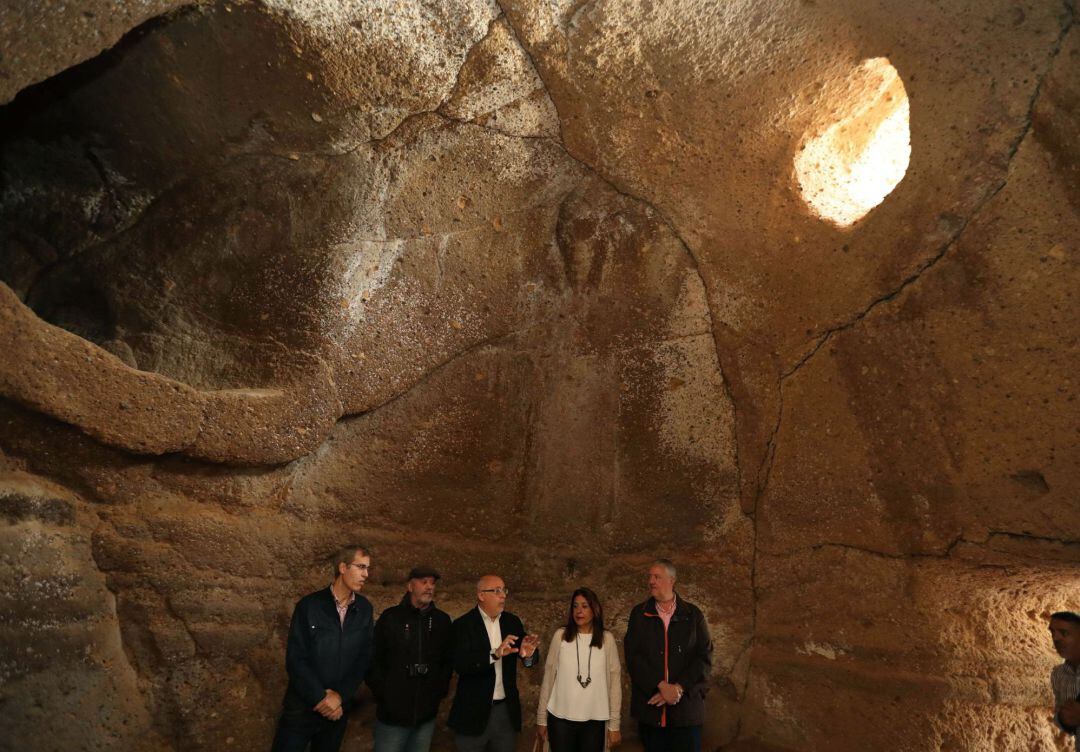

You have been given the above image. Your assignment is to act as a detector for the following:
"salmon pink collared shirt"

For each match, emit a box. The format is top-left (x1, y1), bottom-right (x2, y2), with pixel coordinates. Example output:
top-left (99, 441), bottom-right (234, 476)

top-left (657, 595), bottom-right (677, 629)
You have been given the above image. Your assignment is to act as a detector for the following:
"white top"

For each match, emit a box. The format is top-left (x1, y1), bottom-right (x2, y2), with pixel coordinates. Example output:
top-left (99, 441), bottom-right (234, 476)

top-left (479, 607), bottom-right (506, 701)
top-left (546, 631), bottom-right (611, 723)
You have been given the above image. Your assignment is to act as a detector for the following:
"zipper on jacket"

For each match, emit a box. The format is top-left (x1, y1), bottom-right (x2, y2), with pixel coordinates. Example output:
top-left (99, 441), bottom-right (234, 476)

top-left (644, 611), bottom-right (670, 729)
top-left (414, 611), bottom-right (423, 725)
top-left (662, 620), bottom-right (669, 728)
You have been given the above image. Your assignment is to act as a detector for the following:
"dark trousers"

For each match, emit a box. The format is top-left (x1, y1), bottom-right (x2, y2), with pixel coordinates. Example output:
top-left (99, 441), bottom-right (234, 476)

top-left (547, 713), bottom-right (605, 752)
top-left (637, 723), bottom-right (701, 752)
top-left (271, 708), bottom-right (349, 752)
top-left (454, 701), bottom-right (516, 752)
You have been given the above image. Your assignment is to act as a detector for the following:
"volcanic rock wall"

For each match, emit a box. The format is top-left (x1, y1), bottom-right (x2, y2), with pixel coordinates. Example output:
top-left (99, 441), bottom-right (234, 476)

top-left (0, 1), bottom-right (1076, 750)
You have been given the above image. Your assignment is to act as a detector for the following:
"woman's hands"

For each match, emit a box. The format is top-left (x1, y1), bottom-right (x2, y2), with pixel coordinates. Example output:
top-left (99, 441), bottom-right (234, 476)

top-left (607, 729), bottom-right (622, 747)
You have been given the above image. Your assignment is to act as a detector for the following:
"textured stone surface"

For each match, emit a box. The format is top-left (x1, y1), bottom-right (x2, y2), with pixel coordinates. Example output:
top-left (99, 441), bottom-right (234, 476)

top-left (0, 1), bottom-right (1077, 750)
top-left (0, 460), bottom-right (165, 752)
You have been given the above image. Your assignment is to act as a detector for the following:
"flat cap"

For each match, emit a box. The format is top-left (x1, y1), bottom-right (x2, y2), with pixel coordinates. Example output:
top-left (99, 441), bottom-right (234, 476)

top-left (408, 566), bottom-right (441, 581)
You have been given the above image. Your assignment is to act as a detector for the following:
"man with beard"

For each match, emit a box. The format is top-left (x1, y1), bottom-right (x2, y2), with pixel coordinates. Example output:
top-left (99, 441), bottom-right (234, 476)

top-left (368, 567), bottom-right (454, 752)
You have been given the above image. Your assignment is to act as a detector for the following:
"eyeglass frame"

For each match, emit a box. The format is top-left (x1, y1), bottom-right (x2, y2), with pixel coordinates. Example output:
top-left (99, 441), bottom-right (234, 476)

top-left (479, 587), bottom-right (510, 596)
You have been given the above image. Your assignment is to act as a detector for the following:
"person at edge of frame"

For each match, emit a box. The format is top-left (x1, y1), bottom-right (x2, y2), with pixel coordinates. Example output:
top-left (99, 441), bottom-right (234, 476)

top-left (1050, 611), bottom-right (1080, 752)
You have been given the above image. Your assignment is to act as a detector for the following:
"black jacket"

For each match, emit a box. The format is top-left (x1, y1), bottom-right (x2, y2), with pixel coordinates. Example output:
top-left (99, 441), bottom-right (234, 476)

top-left (366, 595), bottom-right (453, 726)
top-left (447, 608), bottom-right (538, 735)
top-left (281, 587), bottom-right (374, 715)
top-left (624, 595), bottom-right (712, 728)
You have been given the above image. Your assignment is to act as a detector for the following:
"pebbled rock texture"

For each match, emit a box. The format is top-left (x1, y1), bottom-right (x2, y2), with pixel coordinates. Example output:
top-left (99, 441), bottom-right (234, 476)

top-left (0, 1), bottom-right (1076, 750)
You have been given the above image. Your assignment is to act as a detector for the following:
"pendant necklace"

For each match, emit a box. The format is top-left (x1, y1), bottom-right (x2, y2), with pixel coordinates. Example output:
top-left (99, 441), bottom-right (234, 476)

top-left (575, 633), bottom-right (593, 689)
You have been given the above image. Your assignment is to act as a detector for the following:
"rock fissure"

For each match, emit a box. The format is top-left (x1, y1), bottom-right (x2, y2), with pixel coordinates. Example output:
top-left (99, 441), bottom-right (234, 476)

top-left (783, 528), bottom-right (1080, 562)
top-left (781, 2), bottom-right (1076, 387)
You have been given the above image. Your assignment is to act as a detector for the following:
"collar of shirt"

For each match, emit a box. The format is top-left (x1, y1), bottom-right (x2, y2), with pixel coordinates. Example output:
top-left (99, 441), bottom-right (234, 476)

top-left (331, 587), bottom-right (356, 626)
top-left (478, 606), bottom-right (506, 700)
top-left (656, 594), bottom-right (677, 628)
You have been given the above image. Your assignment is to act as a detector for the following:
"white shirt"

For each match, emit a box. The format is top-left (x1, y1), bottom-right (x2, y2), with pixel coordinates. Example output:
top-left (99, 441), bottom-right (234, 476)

top-left (547, 632), bottom-right (610, 722)
top-left (480, 607), bottom-right (506, 701)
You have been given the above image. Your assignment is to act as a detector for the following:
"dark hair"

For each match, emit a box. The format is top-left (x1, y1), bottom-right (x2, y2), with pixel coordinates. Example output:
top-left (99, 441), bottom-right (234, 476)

top-left (1051, 611), bottom-right (1080, 624)
top-left (331, 544), bottom-right (369, 579)
top-left (563, 588), bottom-right (604, 648)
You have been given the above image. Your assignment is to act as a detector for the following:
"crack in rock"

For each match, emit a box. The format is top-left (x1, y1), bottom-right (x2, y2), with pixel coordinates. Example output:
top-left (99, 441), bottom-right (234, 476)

top-left (756, 1), bottom-right (1077, 511)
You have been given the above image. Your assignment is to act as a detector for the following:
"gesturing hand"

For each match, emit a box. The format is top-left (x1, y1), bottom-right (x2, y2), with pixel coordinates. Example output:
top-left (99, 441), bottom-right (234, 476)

top-left (519, 633), bottom-right (540, 658)
top-left (494, 634), bottom-right (519, 658)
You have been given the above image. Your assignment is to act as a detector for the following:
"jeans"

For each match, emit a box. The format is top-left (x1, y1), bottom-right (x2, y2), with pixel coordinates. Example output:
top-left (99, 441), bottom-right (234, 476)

top-left (547, 713), bottom-right (605, 752)
top-left (374, 718), bottom-right (437, 752)
top-left (637, 723), bottom-right (701, 752)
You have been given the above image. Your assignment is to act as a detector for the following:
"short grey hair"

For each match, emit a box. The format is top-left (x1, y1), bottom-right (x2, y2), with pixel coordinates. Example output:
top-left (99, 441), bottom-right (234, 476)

top-left (653, 558), bottom-right (676, 579)
top-left (332, 544), bottom-right (369, 579)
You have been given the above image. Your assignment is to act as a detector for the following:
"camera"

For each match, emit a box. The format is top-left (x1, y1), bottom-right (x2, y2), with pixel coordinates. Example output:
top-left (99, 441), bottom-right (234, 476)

top-left (407, 663), bottom-right (429, 677)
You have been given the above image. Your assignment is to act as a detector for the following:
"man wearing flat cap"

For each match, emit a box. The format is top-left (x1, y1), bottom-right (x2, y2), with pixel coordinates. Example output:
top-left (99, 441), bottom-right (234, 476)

top-left (367, 566), bottom-right (454, 752)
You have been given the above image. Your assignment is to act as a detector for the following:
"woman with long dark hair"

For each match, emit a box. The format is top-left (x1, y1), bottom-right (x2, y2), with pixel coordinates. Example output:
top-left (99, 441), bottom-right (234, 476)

top-left (535, 588), bottom-right (622, 751)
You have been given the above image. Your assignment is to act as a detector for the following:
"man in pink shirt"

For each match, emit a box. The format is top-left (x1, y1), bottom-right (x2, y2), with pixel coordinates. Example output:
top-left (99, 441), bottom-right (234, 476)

top-left (624, 559), bottom-right (712, 752)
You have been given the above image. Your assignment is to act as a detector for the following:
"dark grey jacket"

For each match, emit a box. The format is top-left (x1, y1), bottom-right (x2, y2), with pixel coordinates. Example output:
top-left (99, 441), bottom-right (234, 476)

top-left (624, 595), bottom-right (712, 728)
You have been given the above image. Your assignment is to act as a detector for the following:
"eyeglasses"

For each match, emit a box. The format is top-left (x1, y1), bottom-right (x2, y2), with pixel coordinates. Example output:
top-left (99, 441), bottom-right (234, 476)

top-left (347, 563), bottom-right (370, 573)
top-left (479, 587), bottom-right (510, 596)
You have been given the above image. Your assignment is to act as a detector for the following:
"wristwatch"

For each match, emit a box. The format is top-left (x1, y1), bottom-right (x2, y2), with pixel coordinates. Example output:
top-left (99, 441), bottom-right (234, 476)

top-left (491, 649), bottom-right (500, 660)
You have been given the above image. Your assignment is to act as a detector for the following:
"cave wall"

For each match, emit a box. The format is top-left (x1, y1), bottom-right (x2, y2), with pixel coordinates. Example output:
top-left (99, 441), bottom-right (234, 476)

top-left (0, 1), bottom-right (1077, 751)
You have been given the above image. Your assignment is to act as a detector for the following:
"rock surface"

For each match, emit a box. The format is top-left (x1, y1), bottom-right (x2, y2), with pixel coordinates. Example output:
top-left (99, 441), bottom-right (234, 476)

top-left (0, 1), bottom-right (1076, 750)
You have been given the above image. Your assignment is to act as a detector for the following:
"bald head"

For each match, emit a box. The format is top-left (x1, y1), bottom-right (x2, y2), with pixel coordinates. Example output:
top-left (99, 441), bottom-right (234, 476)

top-left (476, 574), bottom-right (507, 618)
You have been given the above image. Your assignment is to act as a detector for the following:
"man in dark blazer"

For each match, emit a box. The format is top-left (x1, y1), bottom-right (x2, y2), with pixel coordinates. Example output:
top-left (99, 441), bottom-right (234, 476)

top-left (448, 574), bottom-right (540, 752)
top-left (271, 544), bottom-right (375, 752)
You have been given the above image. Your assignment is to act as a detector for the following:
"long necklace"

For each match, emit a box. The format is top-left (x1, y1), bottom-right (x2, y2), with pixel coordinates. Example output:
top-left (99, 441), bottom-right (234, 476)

top-left (575, 633), bottom-right (593, 689)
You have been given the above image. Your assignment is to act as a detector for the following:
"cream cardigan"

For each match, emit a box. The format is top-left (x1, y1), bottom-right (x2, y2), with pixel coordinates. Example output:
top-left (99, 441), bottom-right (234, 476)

top-left (536, 628), bottom-right (622, 732)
